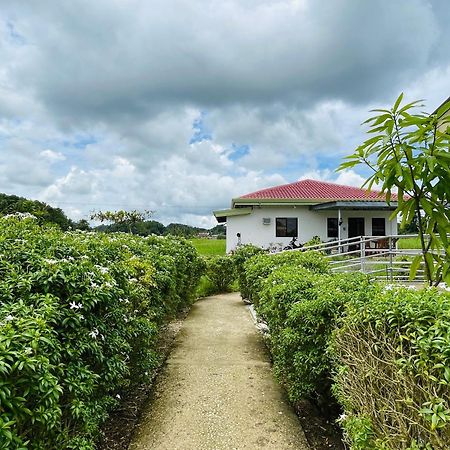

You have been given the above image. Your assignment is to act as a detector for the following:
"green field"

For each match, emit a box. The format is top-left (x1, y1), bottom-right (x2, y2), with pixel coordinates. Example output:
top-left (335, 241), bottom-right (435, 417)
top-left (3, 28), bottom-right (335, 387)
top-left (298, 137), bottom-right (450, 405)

top-left (190, 238), bottom-right (226, 256)
top-left (397, 236), bottom-right (422, 249)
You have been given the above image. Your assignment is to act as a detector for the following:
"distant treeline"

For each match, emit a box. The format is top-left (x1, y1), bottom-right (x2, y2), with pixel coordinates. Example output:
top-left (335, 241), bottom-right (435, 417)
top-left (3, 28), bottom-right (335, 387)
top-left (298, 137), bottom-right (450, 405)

top-left (95, 221), bottom-right (225, 237)
top-left (0, 193), bottom-right (225, 237)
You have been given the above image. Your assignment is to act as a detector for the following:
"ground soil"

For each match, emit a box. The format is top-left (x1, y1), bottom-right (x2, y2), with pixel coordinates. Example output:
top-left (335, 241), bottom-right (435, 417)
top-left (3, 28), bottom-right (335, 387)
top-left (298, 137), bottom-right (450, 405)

top-left (100, 293), bottom-right (344, 449)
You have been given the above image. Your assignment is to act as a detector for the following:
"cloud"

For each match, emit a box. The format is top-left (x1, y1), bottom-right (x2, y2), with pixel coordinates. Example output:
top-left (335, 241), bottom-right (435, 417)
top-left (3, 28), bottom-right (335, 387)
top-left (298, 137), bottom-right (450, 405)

top-left (0, 1), bottom-right (449, 226)
top-left (40, 149), bottom-right (66, 162)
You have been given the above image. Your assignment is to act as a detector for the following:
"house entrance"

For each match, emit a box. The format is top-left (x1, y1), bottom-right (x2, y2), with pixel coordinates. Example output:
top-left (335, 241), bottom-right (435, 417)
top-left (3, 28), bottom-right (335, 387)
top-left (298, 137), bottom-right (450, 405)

top-left (348, 217), bottom-right (365, 251)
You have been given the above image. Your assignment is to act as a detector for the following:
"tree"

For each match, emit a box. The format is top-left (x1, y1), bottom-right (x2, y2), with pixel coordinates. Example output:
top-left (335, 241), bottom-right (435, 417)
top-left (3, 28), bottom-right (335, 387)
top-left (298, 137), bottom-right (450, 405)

top-left (90, 209), bottom-right (153, 233)
top-left (339, 94), bottom-right (450, 286)
top-left (0, 193), bottom-right (72, 230)
top-left (73, 219), bottom-right (91, 231)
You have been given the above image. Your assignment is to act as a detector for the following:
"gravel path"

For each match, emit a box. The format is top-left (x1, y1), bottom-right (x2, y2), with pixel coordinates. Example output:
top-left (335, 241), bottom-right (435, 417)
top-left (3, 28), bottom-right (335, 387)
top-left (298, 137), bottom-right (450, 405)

top-left (129, 293), bottom-right (310, 450)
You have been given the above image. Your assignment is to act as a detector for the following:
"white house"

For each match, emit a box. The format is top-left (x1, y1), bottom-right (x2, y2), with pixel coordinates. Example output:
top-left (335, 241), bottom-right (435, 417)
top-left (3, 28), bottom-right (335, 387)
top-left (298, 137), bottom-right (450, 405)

top-left (213, 179), bottom-right (398, 253)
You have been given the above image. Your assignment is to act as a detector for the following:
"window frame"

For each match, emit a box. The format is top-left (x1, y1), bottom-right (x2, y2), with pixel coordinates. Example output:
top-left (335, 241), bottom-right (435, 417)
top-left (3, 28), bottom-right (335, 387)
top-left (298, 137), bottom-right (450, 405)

top-left (372, 217), bottom-right (386, 236)
top-left (275, 217), bottom-right (298, 238)
top-left (327, 217), bottom-right (338, 238)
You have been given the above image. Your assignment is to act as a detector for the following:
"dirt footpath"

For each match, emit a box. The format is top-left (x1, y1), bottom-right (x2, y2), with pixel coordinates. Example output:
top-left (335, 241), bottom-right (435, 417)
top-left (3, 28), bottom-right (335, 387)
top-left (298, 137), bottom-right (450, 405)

top-left (129, 293), bottom-right (310, 450)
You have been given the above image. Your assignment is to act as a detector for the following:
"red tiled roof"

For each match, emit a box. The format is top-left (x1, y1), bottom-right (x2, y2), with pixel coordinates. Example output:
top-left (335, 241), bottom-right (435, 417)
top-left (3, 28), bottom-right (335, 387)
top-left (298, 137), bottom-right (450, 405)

top-left (239, 179), bottom-right (397, 201)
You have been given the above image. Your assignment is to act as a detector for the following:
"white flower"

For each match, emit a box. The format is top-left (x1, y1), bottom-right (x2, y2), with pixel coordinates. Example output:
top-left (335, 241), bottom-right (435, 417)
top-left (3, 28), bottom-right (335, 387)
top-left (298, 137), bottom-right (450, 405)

top-left (116, 394), bottom-right (121, 399)
top-left (44, 258), bottom-right (59, 265)
top-left (69, 301), bottom-right (83, 310)
top-left (89, 328), bottom-right (99, 339)
top-left (96, 266), bottom-right (108, 274)
top-left (5, 314), bottom-right (14, 322)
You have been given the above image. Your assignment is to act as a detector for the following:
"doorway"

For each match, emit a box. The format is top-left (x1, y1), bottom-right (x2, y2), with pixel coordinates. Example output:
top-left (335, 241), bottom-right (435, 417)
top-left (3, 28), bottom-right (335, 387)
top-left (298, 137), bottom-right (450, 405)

top-left (348, 217), bottom-right (365, 238)
top-left (348, 218), bottom-right (365, 251)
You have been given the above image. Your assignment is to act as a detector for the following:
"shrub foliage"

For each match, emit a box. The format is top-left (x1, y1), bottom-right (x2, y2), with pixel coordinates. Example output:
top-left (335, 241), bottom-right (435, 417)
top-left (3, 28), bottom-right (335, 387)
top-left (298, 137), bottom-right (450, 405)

top-left (0, 216), bottom-right (204, 449)
top-left (333, 286), bottom-right (450, 449)
top-left (205, 256), bottom-right (236, 293)
top-left (237, 247), bottom-right (450, 448)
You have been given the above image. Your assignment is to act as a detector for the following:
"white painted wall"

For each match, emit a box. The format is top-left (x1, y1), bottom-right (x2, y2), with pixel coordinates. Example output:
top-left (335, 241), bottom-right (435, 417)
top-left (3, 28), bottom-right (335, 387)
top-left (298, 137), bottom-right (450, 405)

top-left (225, 205), bottom-right (397, 253)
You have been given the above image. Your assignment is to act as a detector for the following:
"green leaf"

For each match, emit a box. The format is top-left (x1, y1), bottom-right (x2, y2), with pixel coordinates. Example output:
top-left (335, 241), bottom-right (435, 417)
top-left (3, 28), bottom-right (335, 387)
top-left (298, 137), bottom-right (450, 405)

top-left (409, 255), bottom-right (422, 281)
top-left (392, 92), bottom-right (404, 113)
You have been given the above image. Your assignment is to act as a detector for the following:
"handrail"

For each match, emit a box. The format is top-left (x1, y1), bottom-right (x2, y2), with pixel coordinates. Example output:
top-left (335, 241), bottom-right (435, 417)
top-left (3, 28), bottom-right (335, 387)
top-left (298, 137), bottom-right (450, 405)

top-left (283, 234), bottom-right (431, 283)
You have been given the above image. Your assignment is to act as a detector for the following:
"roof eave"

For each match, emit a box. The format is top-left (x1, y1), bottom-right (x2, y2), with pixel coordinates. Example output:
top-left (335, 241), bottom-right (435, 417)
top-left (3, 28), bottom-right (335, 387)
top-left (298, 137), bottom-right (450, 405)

top-left (310, 200), bottom-right (398, 211)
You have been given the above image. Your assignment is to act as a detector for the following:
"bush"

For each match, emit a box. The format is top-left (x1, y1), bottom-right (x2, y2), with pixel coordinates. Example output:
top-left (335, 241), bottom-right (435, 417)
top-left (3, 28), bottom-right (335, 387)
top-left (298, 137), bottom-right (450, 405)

top-left (204, 255), bottom-right (236, 293)
top-left (258, 267), bottom-right (373, 409)
top-left (242, 250), bottom-right (330, 305)
top-left (0, 216), bottom-right (204, 449)
top-left (332, 286), bottom-right (450, 449)
top-left (231, 244), bottom-right (265, 299)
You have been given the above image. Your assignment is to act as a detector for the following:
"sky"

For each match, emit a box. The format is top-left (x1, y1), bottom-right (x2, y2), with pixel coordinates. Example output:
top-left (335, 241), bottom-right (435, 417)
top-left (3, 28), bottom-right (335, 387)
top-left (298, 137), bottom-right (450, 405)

top-left (1, 0), bottom-right (450, 228)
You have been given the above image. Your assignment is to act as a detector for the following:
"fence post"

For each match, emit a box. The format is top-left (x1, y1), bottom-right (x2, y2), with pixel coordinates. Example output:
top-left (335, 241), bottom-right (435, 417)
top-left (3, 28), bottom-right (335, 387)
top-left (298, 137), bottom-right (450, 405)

top-left (388, 236), bottom-right (393, 282)
top-left (360, 236), bottom-right (365, 272)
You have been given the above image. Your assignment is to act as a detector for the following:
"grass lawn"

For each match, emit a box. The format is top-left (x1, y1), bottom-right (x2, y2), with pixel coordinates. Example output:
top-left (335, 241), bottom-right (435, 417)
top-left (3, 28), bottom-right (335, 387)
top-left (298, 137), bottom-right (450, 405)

top-left (190, 238), bottom-right (226, 256)
top-left (397, 236), bottom-right (422, 249)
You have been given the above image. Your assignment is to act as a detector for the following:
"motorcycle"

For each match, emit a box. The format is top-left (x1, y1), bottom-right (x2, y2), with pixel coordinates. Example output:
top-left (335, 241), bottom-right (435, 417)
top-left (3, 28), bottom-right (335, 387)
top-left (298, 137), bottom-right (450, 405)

top-left (283, 237), bottom-right (303, 251)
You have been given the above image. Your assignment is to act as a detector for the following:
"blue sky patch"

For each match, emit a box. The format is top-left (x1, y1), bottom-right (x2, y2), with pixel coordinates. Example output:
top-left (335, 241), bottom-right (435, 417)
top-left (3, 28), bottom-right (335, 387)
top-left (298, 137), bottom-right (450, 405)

top-left (228, 143), bottom-right (250, 161)
top-left (189, 112), bottom-right (212, 144)
top-left (63, 135), bottom-right (98, 149)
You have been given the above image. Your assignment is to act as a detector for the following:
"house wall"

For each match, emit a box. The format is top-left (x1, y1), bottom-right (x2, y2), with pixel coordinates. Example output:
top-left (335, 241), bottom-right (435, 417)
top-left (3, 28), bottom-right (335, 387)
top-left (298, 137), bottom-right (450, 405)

top-left (225, 205), bottom-right (397, 253)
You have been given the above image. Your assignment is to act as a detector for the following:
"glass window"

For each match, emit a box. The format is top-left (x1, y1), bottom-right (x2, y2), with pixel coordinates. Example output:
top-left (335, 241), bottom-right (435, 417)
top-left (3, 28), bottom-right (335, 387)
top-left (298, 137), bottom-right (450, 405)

top-left (372, 218), bottom-right (386, 236)
top-left (327, 218), bottom-right (338, 238)
top-left (276, 218), bottom-right (298, 237)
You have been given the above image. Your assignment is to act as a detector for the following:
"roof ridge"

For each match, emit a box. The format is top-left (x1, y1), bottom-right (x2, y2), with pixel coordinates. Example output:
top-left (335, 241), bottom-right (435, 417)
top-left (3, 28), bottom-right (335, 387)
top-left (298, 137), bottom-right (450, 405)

top-left (300, 178), bottom-right (382, 193)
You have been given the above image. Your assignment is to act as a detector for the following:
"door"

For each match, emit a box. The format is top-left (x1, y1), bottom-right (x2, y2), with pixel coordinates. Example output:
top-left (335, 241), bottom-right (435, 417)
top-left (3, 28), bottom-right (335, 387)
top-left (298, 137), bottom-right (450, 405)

top-left (348, 218), bottom-right (365, 251)
top-left (348, 217), bottom-right (365, 238)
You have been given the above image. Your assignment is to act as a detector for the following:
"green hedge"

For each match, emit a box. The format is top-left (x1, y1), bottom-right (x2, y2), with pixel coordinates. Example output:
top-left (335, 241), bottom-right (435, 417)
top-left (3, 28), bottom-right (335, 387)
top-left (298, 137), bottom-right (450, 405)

top-left (332, 286), bottom-right (450, 449)
top-left (0, 216), bottom-right (204, 449)
top-left (242, 250), bottom-right (330, 305)
top-left (256, 265), bottom-right (373, 408)
top-left (231, 244), bottom-right (265, 300)
top-left (205, 255), bottom-right (236, 293)
top-left (238, 246), bottom-right (450, 448)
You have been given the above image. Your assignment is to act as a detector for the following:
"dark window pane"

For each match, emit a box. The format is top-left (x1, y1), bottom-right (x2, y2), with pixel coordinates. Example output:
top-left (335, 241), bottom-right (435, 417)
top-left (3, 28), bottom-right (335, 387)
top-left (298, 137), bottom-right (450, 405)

top-left (327, 218), bottom-right (338, 238)
top-left (276, 217), bottom-right (298, 237)
top-left (372, 218), bottom-right (385, 236)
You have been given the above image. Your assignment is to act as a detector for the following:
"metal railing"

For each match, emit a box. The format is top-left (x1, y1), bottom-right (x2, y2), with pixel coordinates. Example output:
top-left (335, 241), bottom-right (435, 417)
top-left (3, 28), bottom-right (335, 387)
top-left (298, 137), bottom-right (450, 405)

top-left (291, 234), bottom-right (428, 282)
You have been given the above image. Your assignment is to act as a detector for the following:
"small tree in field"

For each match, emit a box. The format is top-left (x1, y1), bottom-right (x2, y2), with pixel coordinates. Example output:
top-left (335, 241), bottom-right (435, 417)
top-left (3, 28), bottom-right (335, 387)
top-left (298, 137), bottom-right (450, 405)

top-left (339, 94), bottom-right (450, 286)
top-left (90, 209), bottom-right (153, 233)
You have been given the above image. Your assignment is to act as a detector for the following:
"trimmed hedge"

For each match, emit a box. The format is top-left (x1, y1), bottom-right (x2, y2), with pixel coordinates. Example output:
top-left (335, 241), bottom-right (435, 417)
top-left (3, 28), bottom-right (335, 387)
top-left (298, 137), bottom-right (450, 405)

top-left (238, 247), bottom-right (450, 448)
top-left (205, 255), bottom-right (236, 293)
top-left (0, 216), bottom-right (204, 449)
top-left (333, 286), bottom-right (450, 449)
top-left (231, 244), bottom-right (265, 300)
top-left (242, 250), bottom-right (330, 305)
top-left (256, 265), bottom-right (373, 407)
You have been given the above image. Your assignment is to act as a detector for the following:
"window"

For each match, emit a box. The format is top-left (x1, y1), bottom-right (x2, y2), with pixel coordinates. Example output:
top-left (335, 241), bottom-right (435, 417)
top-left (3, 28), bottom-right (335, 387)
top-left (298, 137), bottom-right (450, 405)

top-left (276, 218), bottom-right (298, 237)
top-left (327, 218), bottom-right (338, 238)
top-left (372, 218), bottom-right (386, 236)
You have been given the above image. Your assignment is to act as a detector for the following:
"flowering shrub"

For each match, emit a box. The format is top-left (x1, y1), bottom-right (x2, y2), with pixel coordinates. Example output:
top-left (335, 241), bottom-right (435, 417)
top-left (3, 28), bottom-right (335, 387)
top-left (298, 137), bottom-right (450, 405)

top-left (0, 217), bottom-right (204, 449)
